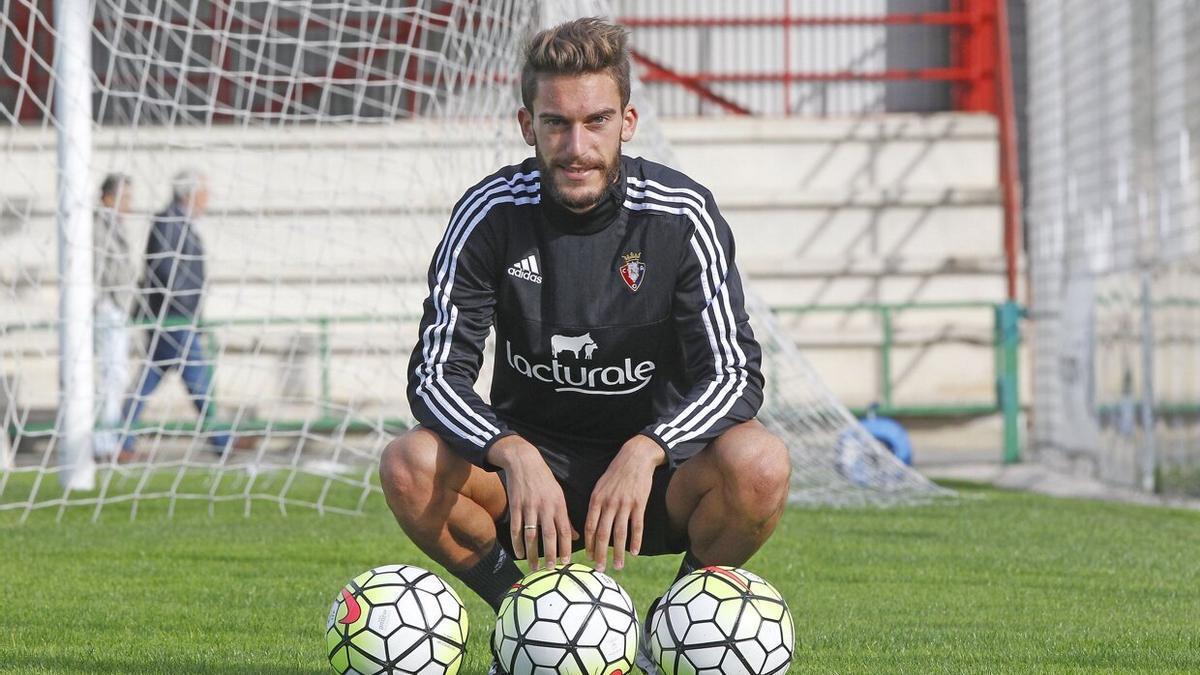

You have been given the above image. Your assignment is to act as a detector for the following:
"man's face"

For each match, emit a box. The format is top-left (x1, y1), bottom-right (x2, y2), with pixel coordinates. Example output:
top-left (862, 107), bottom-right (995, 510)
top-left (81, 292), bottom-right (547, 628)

top-left (101, 183), bottom-right (133, 214)
top-left (116, 184), bottom-right (134, 214)
top-left (192, 181), bottom-right (210, 217)
top-left (519, 72), bottom-right (638, 212)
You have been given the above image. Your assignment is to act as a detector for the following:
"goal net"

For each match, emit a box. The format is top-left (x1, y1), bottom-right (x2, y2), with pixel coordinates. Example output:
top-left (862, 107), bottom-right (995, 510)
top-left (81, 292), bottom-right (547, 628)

top-left (1026, 0), bottom-right (1200, 498)
top-left (0, 0), bottom-right (945, 521)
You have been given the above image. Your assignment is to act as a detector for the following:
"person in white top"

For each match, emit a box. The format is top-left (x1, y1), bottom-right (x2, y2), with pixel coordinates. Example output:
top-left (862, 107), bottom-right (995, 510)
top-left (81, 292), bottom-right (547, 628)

top-left (93, 173), bottom-right (138, 461)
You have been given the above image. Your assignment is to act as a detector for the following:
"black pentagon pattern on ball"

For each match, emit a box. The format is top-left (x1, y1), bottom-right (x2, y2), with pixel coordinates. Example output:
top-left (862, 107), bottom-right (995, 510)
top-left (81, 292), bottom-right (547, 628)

top-left (650, 567), bottom-right (794, 675)
top-left (494, 563), bottom-right (637, 675)
top-left (327, 564), bottom-right (468, 675)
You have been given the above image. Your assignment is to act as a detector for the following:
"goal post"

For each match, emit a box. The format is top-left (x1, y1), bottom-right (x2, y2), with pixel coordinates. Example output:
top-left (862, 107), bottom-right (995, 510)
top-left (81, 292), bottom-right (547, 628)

top-left (0, 0), bottom-right (944, 521)
top-left (53, 0), bottom-right (95, 491)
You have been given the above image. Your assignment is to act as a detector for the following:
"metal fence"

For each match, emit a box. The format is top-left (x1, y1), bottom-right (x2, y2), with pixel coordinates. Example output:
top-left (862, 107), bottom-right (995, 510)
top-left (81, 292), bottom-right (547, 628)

top-left (612, 0), bottom-right (1001, 117)
top-left (1, 1), bottom-right (507, 124)
top-left (2, 0), bottom-right (1007, 122)
top-left (1026, 0), bottom-right (1200, 496)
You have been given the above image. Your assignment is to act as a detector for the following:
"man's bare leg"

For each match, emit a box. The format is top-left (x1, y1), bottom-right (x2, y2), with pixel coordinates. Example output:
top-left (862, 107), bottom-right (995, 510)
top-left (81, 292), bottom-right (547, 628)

top-left (378, 427), bottom-right (518, 609)
top-left (631, 420), bottom-right (790, 672)
top-left (665, 420), bottom-right (791, 568)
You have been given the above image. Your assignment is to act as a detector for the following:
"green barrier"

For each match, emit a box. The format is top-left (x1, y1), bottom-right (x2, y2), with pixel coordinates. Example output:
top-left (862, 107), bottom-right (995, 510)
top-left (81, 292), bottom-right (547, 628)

top-left (995, 300), bottom-right (1023, 463)
top-left (774, 301), bottom-right (1025, 462)
top-left (4, 304), bottom-right (1025, 460)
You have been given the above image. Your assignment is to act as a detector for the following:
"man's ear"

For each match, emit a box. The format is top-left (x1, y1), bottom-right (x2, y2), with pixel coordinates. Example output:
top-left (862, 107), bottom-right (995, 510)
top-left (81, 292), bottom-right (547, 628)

top-left (621, 104), bottom-right (638, 143)
top-left (518, 107), bottom-right (536, 147)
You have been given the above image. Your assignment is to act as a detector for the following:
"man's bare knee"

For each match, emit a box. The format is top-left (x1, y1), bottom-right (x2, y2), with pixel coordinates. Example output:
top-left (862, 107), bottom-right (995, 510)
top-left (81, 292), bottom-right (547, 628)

top-left (379, 428), bottom-right (443, 500)
top-left (722, 430), bottom-right (790, 521)
top-left (746, 434), bottom-right (791, 506)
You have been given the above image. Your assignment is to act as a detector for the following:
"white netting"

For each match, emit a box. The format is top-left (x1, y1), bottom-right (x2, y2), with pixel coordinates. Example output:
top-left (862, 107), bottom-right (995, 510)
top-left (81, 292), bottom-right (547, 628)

top-left (0, 0), bottom-right (945, 521)
top-left (1026, 0), bottom-right (1200, 496)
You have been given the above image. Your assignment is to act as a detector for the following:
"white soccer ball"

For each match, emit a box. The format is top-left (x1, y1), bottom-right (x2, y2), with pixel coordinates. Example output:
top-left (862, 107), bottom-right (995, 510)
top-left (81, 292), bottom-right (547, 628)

top-left (649, 566), bottom-right (794, 675)
top-left (325, 564), bottom-right (468, 675)
top-left (493, 563), bottom-right (638, 675)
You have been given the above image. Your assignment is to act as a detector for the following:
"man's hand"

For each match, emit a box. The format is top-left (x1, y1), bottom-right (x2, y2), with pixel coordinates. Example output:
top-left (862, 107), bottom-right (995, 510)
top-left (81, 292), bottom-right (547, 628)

top-left (585, 435), bottom-right (667, 572)
top-left (487, 435), bottom-right (576, 571)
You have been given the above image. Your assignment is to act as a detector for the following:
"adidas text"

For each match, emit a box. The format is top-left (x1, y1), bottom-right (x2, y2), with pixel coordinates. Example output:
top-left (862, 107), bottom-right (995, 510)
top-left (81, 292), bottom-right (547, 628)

top-left (507, 267), bottom-right (542, 284)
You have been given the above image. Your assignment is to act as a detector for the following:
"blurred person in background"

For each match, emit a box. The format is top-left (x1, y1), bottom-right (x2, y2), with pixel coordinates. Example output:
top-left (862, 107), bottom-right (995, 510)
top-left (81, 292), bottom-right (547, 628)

top-left (93, 173), bottom-right (137, 462)
top-left (120, 169), bottom-right (251, 458)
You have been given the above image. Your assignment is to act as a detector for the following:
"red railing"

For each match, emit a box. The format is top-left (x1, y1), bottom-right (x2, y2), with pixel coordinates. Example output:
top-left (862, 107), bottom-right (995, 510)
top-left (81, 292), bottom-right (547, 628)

top-left (619, 0), bottom-right (1021, 300)
top-left (994, 0), bottom-right (1023, 301)
top-left (1, 0), bottom-right (1022, 299)
top-left (4, 1), bottom-right (1004, 120)
top-left (0, 2), bottom-right (473, 122)
top-left (618, 0), bottom-right (1000, 116)
top-left (2, 1), bottom-right (55, 121)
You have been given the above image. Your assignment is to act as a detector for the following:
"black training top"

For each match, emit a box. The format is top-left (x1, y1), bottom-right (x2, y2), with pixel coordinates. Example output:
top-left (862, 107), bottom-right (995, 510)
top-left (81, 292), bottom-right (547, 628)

top-left (406, 154), bottom-right (764, 469)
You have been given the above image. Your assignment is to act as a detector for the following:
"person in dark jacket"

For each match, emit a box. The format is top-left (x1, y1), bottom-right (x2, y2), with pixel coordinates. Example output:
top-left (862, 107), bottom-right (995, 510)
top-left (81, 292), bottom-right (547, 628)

top-left (120, 169), bottom-right (246, 457)
top-left (377, 19), bottom-right (790, 673)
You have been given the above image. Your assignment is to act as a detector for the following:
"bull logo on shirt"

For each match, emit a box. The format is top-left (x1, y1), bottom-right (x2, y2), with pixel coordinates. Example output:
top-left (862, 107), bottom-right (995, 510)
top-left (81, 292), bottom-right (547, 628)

top-left (504, 333), bottom-right (655, 395)
top-left (551, 332), bottom-right (597, 360)
top-left (619, 251), bottom-right (645, 292)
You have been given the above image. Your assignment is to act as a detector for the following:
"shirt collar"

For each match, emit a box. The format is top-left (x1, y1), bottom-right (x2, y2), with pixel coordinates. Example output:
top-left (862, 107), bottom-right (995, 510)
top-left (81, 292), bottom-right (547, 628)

top-left (539, 157), bottom-right (626, 235)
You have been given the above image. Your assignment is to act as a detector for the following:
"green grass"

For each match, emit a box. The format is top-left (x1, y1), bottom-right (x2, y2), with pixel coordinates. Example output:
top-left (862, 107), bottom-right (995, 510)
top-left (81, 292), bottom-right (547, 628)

top-left (1158, 464), bottom-right (1200, 498)
top-left (2, 481), bottom-right (1198, 674)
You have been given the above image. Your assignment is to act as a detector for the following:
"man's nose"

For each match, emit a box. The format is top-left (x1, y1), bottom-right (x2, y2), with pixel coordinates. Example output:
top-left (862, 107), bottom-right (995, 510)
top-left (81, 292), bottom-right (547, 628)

top-left (565, 123), bottom-right (587, 158)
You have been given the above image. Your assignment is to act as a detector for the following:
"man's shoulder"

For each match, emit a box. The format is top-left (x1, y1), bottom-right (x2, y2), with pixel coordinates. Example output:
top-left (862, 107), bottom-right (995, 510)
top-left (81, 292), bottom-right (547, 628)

top-left (620, 155), bottom-right (712, 198)
top-left (152, 204), bottom-right (186, 228)
top-left (94, 210), bottom-right (117, 231)
top-left (619, 156), bottom-right (722, 231)
top-left (453, 157), bottom-right (541, 211)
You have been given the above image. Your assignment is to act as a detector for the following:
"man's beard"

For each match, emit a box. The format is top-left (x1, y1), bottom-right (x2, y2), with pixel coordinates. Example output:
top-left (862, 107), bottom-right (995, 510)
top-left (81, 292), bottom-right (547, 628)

top-left (536, 142), bottom-right (622, 211)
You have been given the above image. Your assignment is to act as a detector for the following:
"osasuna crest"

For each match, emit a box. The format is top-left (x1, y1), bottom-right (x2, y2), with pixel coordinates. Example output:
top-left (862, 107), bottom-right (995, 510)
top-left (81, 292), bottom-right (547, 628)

top-left (619, 251), bottom-right (646, 292)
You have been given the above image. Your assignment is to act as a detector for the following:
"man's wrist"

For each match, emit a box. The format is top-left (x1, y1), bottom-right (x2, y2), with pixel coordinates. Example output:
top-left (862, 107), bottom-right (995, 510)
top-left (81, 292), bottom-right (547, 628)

top-left (631, 434), bottom-right (668, 467)
top-left (486, 434), bottom-right (537, 469)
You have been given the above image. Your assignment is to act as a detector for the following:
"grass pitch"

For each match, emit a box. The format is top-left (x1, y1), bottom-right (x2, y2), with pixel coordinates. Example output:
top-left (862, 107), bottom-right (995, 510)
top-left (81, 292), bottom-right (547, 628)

top-left (2, 480), bottom-right (1197, 674)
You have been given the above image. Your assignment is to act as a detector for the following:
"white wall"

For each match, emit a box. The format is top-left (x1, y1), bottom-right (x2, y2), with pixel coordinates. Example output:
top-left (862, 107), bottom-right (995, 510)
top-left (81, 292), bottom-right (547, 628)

top-left (1, 114), bottom-right (1020, 427)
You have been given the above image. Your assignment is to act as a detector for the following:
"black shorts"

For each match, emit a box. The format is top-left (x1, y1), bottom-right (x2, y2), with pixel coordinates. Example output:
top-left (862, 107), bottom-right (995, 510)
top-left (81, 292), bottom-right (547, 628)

top-left (494, 428), bottom-right (688, 559)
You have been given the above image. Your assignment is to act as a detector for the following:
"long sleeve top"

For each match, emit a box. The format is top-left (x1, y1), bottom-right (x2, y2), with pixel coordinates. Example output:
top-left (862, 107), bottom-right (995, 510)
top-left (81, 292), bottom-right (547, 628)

top-left (407, 155), bottom-right (764, 469)
top-left (142, 202), bottom-right (207, 321)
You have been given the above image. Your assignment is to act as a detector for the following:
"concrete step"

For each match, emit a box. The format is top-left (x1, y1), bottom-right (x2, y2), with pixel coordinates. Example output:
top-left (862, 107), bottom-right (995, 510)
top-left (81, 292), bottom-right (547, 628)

top-left (2, 113), bottom-right (1010, 417)
top-left (665, 114), bottom-right (999, 193)
top-left (5, 195), bottom-right (1003, 267)
top-left (3, 114), bottom-right (995, 210)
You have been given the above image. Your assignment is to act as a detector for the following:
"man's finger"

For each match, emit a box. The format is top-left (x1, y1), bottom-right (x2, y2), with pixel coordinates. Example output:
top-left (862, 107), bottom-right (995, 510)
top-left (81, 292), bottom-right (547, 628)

top-left (510, 509), bottom-right (525, 560)
top-left (541, 514), bottom-right (558, 570)
top-left (557, 512), bottom-right (573, 564)
top-left (611, 507), bottom-right (629, 571)
top-left (583, 500), bottom-right (600, 560)
top-left (523, 511), bottom-right (540, 570)
top-left (629, 504), bottom-right (646, 557)
top-left (592, 507), bottom-right (614, 572)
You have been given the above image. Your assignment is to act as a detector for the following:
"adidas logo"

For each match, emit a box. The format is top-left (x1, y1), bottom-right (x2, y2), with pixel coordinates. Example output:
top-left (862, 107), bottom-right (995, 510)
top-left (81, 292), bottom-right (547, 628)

top-left (507, 253), bottom-right (543, 284)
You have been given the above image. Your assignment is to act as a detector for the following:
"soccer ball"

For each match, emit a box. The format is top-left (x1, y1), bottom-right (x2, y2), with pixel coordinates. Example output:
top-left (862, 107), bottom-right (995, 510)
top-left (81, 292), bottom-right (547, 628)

top-left (493, 562), bottom-right (638, 675)
top-left (325, 564), bottom-right (468, 675)
top-left (649, 566), bottom-right (794, 675)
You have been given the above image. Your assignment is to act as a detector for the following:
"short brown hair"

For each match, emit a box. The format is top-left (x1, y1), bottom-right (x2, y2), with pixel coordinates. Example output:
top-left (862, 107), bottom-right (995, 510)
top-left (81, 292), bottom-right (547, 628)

top-left (100, 173), bottom-right (130, 199)
top-left (520, 17), bottom-right (631, 111)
